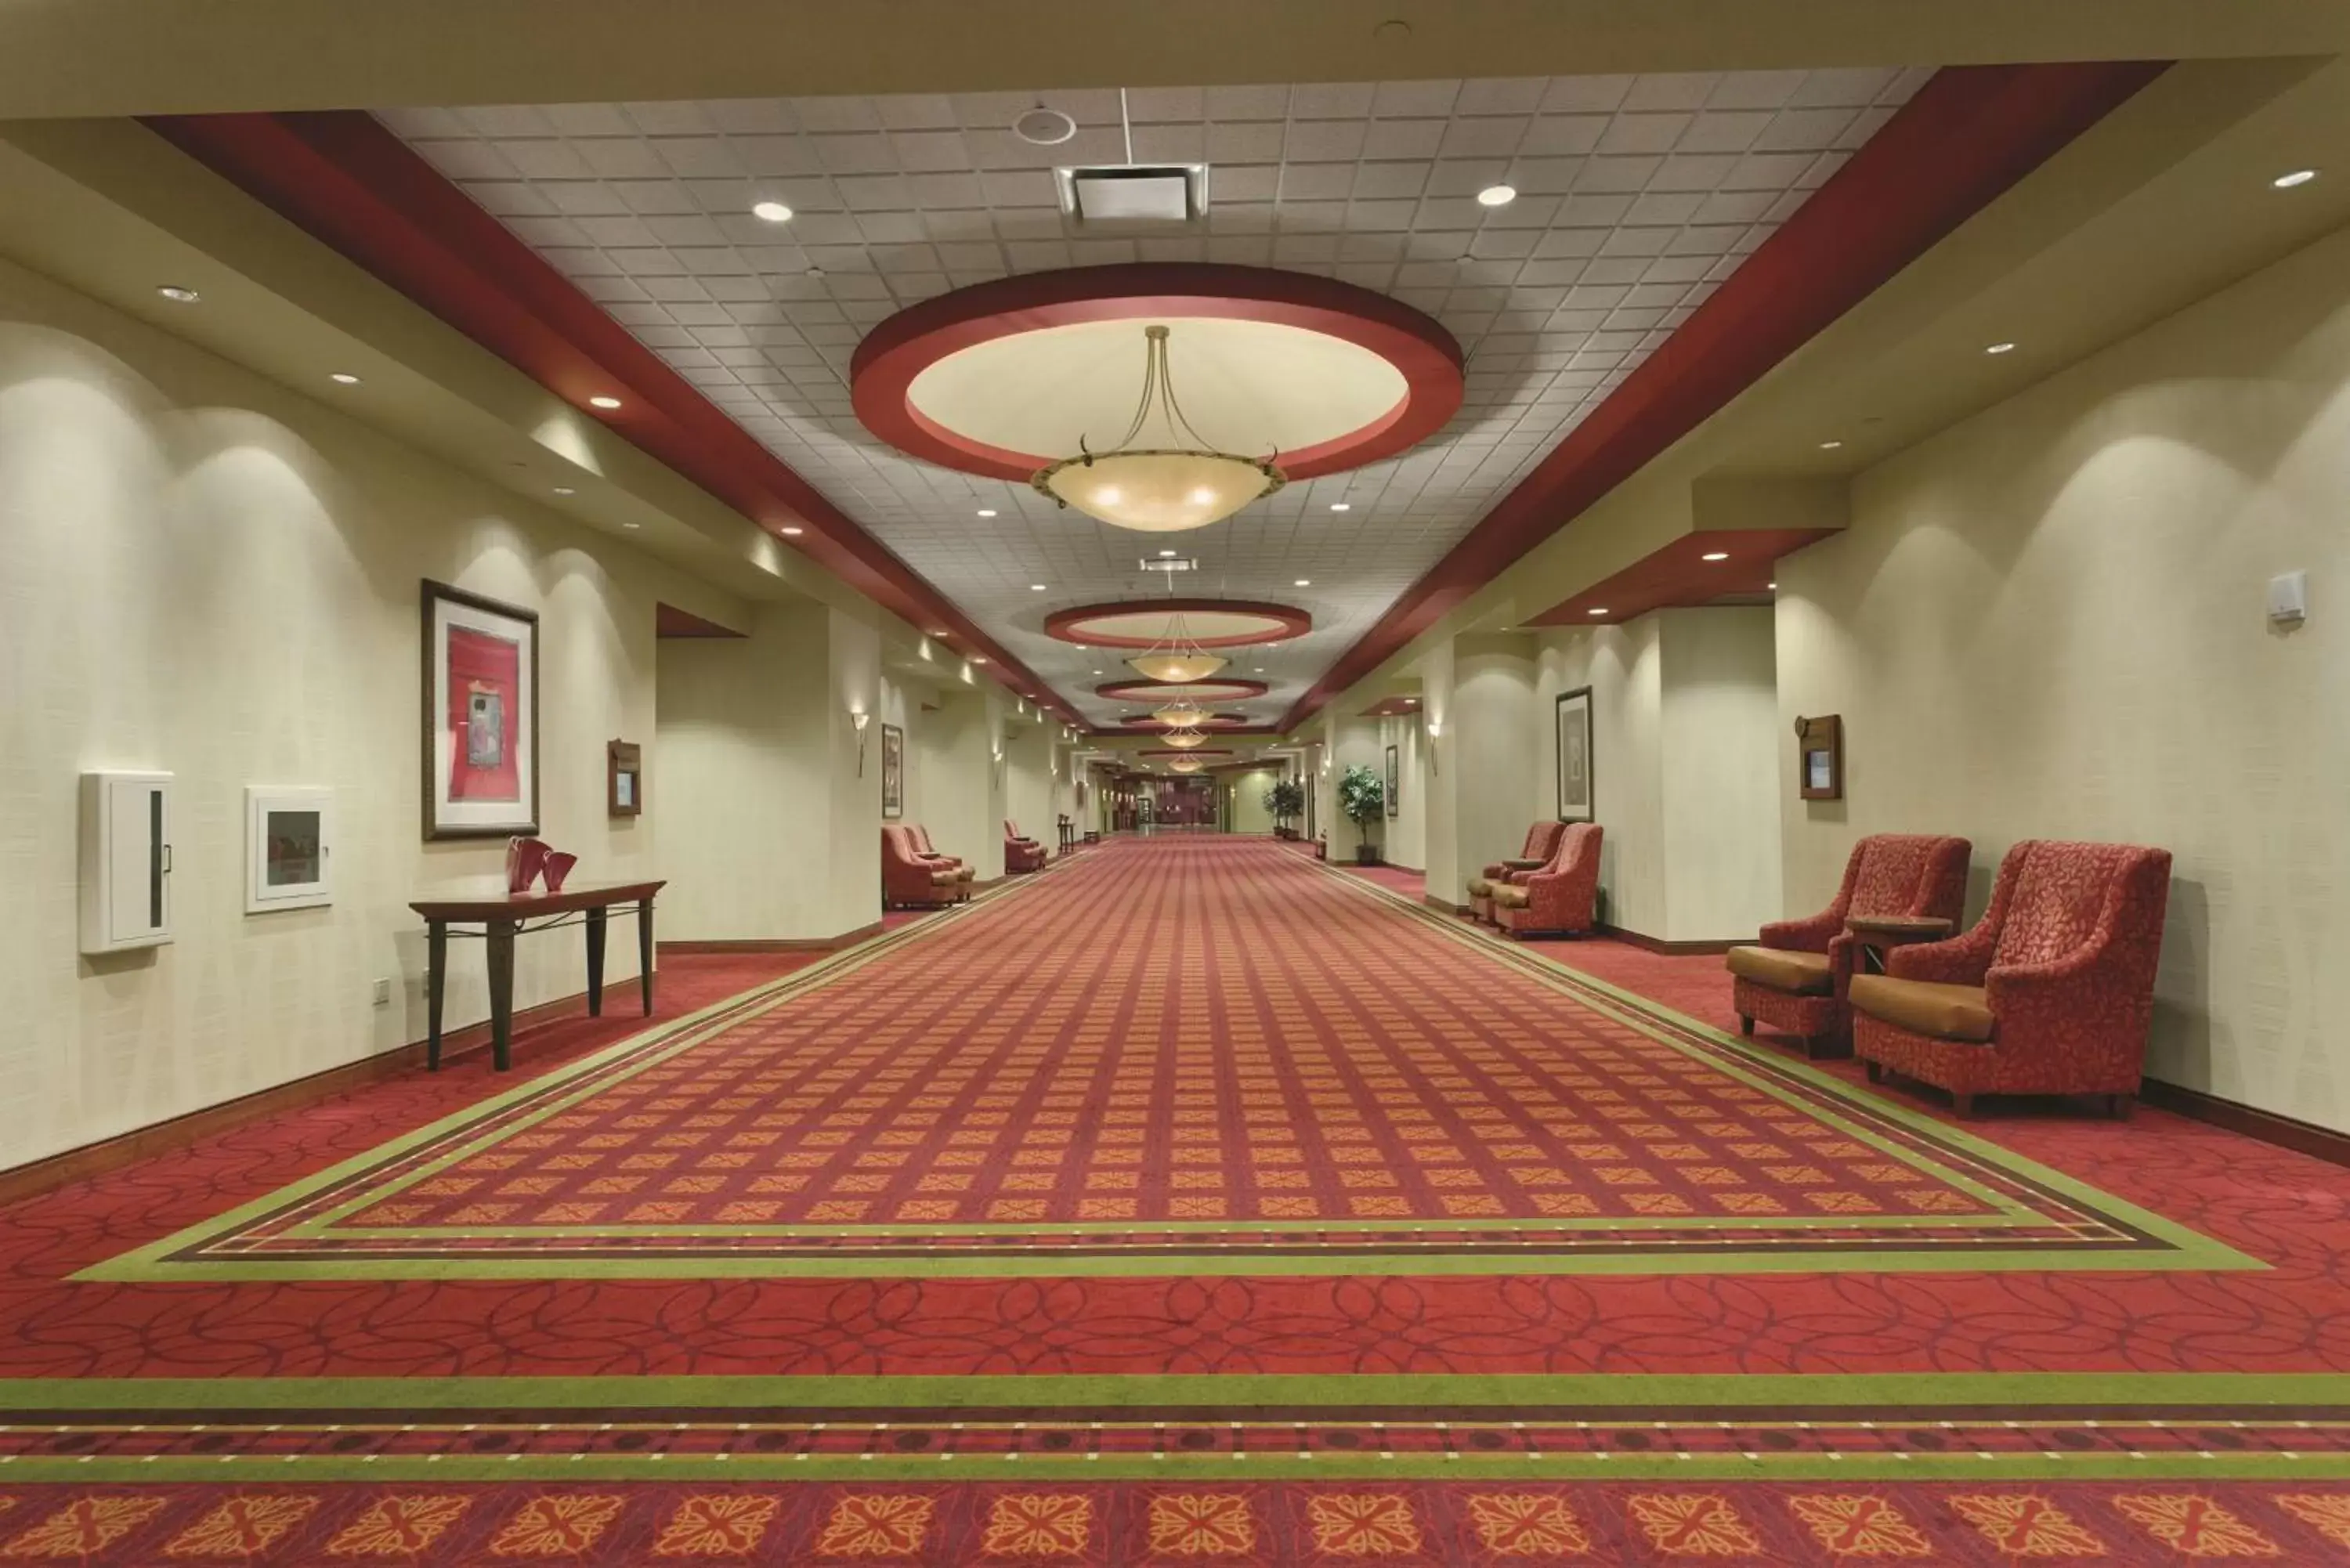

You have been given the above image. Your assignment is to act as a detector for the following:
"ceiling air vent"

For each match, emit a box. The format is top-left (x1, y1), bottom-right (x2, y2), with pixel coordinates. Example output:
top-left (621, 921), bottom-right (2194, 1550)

top-left (1056, 164), bottom-right (1209, 227)
top-left (1140, 555), bottom-right (1198, 574)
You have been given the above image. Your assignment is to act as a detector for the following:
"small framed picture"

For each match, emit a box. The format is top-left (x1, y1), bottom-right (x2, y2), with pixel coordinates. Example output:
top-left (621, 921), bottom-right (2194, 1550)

top-left (1796, 714), bottom-right (1844, 800)
top-left (422, 580), bottom-right (539, 840)
top-left (246, 787), bottom-right (332, 913)
top-left (608, 739), bottom-right (642, 817)
top-left (880, 722), bottom-right (905, 819)
top-left (1556, 686), bottom-right (1595, 822)
top-left (1385, 742), bottom-right (1401, 818)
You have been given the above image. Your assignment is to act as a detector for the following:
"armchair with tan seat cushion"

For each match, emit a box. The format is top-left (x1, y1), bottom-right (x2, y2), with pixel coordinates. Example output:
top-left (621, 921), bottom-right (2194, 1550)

top-left (909, 824), bottom-right (976, 888)
top-left (1725, 833), bottom-right (1970, 1058)
top-left (1850, 839), bottom-right (2172, 1118)
top-left (1004, 819), bottom-right (1047, 874)
top-left (1491, 822), bottom-right (1603, 938)
top-left (883, 826), bottom-right (965, 909)
top-left (1466, 821), bottom-right (1566, 923)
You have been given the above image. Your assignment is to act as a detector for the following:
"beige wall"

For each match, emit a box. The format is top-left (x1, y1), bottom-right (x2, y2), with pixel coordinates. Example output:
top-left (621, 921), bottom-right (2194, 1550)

top-left (1532, 609), bottom-right (1777, 940)
top-left (1778, 220), bottom-right (2350, 1129)
top-left (0, 255), bottom-right (745, 1169)
top-left (1227, 767), bottom-right (1281, 835)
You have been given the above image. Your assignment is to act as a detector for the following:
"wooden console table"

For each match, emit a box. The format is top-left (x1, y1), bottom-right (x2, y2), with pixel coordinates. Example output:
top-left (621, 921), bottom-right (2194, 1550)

top-left (410, 880), bottom-right (665, 1071)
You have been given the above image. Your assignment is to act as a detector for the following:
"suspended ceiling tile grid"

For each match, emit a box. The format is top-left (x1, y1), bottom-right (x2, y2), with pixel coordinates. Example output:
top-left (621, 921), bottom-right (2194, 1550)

top-left (381, 67), bottom-right (1926, 723)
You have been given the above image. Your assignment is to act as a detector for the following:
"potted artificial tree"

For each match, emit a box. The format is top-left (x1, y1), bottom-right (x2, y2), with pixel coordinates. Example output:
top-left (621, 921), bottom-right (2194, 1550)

top-left (1337, 763), bottom-right (1386, 865)
top-left (1263, 778), bottom-right (1305, 838)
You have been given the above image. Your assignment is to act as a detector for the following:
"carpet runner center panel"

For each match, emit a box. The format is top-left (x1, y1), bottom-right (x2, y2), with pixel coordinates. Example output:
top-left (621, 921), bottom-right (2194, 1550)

top-left (88, 837), bottom-right (2240, 1280)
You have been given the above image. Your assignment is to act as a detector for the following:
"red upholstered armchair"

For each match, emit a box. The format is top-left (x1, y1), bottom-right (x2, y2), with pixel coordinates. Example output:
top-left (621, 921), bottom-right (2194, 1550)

top-left (908, 825), bottom-right (975, 890)
top-left (1491, 823), bottom-right (1602, 938)
top-left (883, 826), bottom-right (965, 909)
top-left (1004, 819), bottom-right (1047, 874)
top-left (1850, 839), bottom-right (2173, 1117)
top-left (1724, 833), bottom-right (1970, 1058)
top-left (1466, 821), bottom-right (1566, 923)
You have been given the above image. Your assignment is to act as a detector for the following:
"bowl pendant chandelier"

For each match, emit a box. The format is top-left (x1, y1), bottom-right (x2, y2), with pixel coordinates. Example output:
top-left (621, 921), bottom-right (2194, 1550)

top-left (1031, 324), bottom-right (1286, 533)
top-left (1125, 609), bottom-right (1226, 683)
top-left (1162, 728), bottom-right (1208, 750)
top-left (1170, 756), bottom-right (1205, 774)
top-left (1152, 701), bottom-right (1211, 728)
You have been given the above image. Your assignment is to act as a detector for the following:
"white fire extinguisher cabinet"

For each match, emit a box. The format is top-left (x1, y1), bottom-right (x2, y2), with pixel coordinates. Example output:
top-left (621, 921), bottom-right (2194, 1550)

top-left (79, 771), bottom-right (173, 954)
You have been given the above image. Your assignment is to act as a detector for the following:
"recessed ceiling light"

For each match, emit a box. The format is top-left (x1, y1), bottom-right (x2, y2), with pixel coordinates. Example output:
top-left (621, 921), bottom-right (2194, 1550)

top-left (1030, 583), bottom-right (1047, 591)
top-left (971, 656), bottom-right (990, 665)
top-left (588, 395), bottom-right (623, 409)
top-left (1588, 608), bottom-right (1607, 616)
top-left (1158, 548), bottom-right (1177, 558)
top-left (621, 521), bottom-right (641, 530)
top-left (1768, 580), bottom-right (1778, 590)
top-left (329, 372), bottom-right (361, 385)
top-left (551, 486), bottom-right (575, 496)
top-left (1819, 439), bottom-right (1843, 450)
top-left (931, 628), bottom-right (949, 637)
top-left (977, 508), bottom-right (997, 518)
top-left (779, 526), bottom-right (804, 536)
top-left (155, 285), bottom-right (200, 303)
top-left (1476, 183), bottom-right (1517, 208)
top-left (1984, 342), bottom-right (2016, 356)
top-left (1294, 579), bottom-right (1311, 587)
top-left (1701, 551), bottom-right (1730, 562)
top-left (2274, 168), bottom-right (2319, 189)
top-left (1329, 502), bottom-right (1351, 512)
top-left (751, 200), bottom-right (794, 222)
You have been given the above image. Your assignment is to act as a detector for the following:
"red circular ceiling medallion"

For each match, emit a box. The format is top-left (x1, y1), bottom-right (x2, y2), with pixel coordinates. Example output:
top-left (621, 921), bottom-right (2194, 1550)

top-left (850, 263), bottom-right (1463, 483)
top-left (1094, 677), bottom-right (1269, 703)
top-left (1047, 598), bottom-right (1310, 650)
top-left (1117, 710), bottom-right (1253, 728)
top-left (1140, 747), bottom-right (1235, 758)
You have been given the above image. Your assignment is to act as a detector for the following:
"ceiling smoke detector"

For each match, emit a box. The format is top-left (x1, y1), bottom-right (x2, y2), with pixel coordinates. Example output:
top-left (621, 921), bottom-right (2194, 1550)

top-left (1055, 164), bottom-right (1209, 226)
top-left (1014, 106), bottom-right (1078, 146)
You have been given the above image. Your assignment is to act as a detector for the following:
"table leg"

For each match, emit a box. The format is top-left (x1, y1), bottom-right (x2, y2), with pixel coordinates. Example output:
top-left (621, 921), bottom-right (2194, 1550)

top-left (425, 920), bottom-right (448, 1071)
top-left (638, 896), bottom-right (656, 1016)
top-left (486, 918), bottom-right (517, 1071)
top-left (584, 905), bottom-right (607, 1017)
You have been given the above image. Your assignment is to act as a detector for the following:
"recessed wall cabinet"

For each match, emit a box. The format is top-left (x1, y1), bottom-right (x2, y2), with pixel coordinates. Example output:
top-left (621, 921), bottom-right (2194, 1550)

top-left (79, 770), bottom-right (174, 954)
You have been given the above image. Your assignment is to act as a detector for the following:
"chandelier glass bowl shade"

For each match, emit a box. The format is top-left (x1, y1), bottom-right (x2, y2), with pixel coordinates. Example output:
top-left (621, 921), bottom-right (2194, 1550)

top-left (1169, 757), bottom-right (1205, 774)
top-left (1162, 728), bottom-right (1208, 750)
top-left (1031, 324), bottom-right (1285, 532)
top-left (1152, 702), bottom-right (1211, 728)
top-left (1123, 609), bottom-right (1227, 683)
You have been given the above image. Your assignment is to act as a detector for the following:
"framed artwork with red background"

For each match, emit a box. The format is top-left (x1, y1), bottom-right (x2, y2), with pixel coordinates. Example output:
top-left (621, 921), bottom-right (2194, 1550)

top-left (421, 580), bottom-right (539, 840)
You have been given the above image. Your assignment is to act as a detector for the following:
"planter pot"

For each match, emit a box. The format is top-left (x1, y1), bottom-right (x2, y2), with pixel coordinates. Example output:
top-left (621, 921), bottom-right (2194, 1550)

top-left (1354, 844), bottom-right (1380, 866)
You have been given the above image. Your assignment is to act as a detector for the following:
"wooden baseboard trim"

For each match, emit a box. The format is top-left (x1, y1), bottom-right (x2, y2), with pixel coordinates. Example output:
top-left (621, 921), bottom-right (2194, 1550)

top-left (1599, 923), bottom-right (1744, 956)
top-left (0, 983), bottom-right (619, 1208)
top-left (1423, 895), bottom-right (1472, 916)
top-left (659, 922), bottom-right (881, 955)
top-left (2139, 1078), bottom-right (2350, 1169)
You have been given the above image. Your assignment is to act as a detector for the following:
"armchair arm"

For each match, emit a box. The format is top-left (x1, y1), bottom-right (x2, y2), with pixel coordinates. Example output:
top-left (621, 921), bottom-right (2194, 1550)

top-left (1758, 909), bottom-right (1842, 953)
top-left (1885, 919), bottom-right (1999, 985)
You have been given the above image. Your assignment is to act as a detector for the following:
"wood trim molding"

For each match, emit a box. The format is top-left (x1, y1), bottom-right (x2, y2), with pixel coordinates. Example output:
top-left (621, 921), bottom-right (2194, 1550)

top-left (0, 985), bottom-right (608, 1208)
top-left (2139, 1078), bottom-right (2350, 1170)
top-left (658, 923), bottom-right (882, 956)
top-left (1598, 923), bottom-right (1745, 956)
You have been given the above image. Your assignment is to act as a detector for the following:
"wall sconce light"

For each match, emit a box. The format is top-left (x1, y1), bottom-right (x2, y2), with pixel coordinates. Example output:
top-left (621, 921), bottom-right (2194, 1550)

top-left (851, 709), bottom-right (871, 775)
top-left (1426, 717), bottom-right (1442, 775)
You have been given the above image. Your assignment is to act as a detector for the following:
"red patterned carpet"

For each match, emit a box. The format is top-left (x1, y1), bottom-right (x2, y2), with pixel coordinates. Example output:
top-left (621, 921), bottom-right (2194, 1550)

top-left (4, 838), bottom-right (2350, 1562)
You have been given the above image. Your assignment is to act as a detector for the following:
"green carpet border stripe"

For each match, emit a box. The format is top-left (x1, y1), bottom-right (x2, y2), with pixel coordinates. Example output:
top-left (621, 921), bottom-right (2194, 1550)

top-left (1322, 865), bottom-right (2262, 1275)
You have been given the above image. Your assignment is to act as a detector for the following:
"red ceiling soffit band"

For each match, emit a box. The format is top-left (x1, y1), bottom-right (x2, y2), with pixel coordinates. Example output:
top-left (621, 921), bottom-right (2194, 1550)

top-left (143, 110), bottom-right (1086, 728)
top-left (849, 262), bottom-right (1463, 481)
top-left (1278, 60), bottom-right (2167, 733)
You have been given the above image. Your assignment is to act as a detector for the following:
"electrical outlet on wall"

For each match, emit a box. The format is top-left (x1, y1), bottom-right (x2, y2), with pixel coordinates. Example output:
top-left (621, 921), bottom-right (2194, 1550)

top-left (371, 977), bottom-right (392, 1007)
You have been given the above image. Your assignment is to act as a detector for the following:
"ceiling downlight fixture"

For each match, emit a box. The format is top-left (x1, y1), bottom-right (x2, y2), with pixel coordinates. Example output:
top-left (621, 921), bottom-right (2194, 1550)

top-left (1476, 183), bottom-right (1518, 208)
top-left (752, 200), bottom-right (794, 222)
top-left (156, 285), bottom-right (200, 303)
top-left (589, 395), bottom-right (624, 409)
top-left (1031, 324), bottom-right (1284, 532)
top-left (2274, 168), bottom-right (2319, 189)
